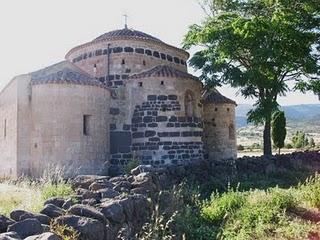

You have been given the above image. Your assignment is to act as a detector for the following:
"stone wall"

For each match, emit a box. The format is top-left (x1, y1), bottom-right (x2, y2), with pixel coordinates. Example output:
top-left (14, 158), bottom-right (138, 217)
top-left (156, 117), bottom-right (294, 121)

top-left (120, 76), bottom-right (204, 167)
top-left (66, 39), bottom-right (189, 81)
top-left (30, 84), bottom-right (110, 177)
top-left (0, 78), bottom-right (18, 178)
top-left (203, 102), bottom-right (237, 161)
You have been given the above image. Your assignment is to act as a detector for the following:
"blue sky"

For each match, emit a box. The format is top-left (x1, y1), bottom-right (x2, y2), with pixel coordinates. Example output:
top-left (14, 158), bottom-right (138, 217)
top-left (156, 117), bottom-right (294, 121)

top-left (0, 0), bottom-right (318, 105)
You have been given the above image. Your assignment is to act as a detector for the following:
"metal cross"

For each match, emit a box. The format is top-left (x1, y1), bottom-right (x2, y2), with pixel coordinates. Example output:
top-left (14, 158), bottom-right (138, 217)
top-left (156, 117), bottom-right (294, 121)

top-left (123, 14), bottom-right (128, 29)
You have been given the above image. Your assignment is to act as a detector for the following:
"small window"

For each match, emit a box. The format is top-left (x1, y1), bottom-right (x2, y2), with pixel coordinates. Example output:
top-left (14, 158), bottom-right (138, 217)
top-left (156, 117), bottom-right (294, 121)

top-left (83, 115), bottom-right (91, 136)
top-left (167, 55), bottom-right (173, 62)
top-left (121, 59), bottom-right (125, 65)
top-left (145, 50), bottom-right (152, 56)
top-left (4, 119), bottom-right (6, 138)
top-left (227, 108), bottom-right (230, 112)
top-left (124, 47), bottom-right (134, 52)
top-left (153, 51), bottom-right (160, 58)
top-left (143, 60), bottom-right (146, 66)
top-left (138, 82), bottom-right (143, 87)
top-left (135, 48), bottom-right (144, 54)
top-left (174, 57), bottom-right (180, 64)
top-left (113, 47), bottom-right (123, 53)
top-left (215, 107), bottom-right (218, 111)
top-left (160, 53), bottom-right (166, 60)
top-left (160, 81), bottom-right (164, 85)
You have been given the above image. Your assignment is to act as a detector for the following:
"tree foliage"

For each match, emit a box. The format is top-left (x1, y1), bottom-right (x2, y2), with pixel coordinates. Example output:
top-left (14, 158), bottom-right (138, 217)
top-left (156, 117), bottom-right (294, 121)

top-left (271, 111), bottom-right (286, 153)
top-left (183, 0), bottom-right (320, 155)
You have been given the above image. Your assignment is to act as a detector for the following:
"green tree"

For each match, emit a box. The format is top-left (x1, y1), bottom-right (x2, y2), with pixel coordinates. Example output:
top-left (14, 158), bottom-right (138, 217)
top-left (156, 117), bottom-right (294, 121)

top-left (292, 131), bottom-right (309, 149)
top-left (271, 111), bottom-right (286, 154)
top-left (183, 0), bottom-right (320, 156)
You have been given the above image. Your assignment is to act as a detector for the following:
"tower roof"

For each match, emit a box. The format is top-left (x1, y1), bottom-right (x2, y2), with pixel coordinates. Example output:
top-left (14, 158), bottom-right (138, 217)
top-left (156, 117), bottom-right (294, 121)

top-left (129, 65), bottom-right (198, 81)
top-left (93, 28), bottom-right (163, 43)
top-left (31, 61), bottom-right (107, 89)
top-left (202, 89), bottom-right (236, 105)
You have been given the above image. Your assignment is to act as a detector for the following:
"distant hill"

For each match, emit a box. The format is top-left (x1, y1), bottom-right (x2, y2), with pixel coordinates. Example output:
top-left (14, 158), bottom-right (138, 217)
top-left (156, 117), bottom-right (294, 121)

top-left (236, 104), bottom-right (320, 127)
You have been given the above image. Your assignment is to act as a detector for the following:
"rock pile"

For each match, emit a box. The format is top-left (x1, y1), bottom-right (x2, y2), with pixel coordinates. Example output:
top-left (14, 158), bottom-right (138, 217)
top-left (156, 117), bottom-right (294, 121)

top-left (0, 167), bottom-right (157, 240)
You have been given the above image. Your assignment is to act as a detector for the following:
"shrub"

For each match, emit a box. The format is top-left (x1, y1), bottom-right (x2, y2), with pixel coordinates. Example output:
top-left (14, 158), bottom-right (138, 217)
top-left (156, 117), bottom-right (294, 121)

top-left (201, 188), bottom-right (246, 224)
top-left (50, 222), bottom-right (79, 240)
top-left (237, 145), bottom-right (245, 151)
top-left (124, 157), bottom-right (140, 175)
top-left (41, 181), bottom-right (74, 201)
top-left (300, 174), bottom-right (320, 209)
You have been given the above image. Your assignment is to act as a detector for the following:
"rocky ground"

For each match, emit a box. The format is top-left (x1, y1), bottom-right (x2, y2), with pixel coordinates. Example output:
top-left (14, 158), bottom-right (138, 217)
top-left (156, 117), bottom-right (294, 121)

top-left (1, 151), bottom-right (320, 240)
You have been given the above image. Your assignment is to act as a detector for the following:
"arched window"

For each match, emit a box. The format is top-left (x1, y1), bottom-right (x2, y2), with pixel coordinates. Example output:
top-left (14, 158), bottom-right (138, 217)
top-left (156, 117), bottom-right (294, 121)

top-left (185, 90), bottom-right (195, 117)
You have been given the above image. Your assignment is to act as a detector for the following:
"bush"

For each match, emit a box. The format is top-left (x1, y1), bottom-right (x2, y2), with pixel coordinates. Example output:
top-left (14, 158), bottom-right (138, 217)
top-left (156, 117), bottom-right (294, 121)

top-left (50, 222), bottom-right (79, 240)
top-left (41, 181), bottom-right (74, 201)
top-left (201, 188), bottom-right (246, 224)
top-left (300, 174), bottom-right (320, 209)
top-left (124, 158), bottom-right (140, 174)
top-left (237, 145), bottom-right (245, 151)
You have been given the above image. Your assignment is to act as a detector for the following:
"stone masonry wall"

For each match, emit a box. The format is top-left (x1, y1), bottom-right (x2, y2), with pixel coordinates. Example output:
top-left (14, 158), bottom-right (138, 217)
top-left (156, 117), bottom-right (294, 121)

top-left (203, 102), bottom-right (237, 161)
top-left (0, 78), bottom-right (18, 178)
top-left (30, 84), bottom-right (110, 177)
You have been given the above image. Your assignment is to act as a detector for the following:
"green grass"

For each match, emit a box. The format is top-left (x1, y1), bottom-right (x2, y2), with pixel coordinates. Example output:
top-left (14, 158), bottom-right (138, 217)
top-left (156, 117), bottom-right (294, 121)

top-left (0, 177), bottom-right (74, 217)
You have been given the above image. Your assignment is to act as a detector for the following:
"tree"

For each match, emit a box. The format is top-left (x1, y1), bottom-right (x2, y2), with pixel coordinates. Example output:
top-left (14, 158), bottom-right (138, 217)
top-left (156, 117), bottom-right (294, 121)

top-left (183, 0), bottom-right (320, 156)
top-left (291, 131), bottom-right (309, 149)
top-left (271, 111), bottom-right (286, 154)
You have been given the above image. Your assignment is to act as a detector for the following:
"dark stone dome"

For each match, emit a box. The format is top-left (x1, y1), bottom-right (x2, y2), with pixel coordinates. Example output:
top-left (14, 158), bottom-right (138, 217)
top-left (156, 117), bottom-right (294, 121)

top-left (93, 28), bottom-right (162, 43)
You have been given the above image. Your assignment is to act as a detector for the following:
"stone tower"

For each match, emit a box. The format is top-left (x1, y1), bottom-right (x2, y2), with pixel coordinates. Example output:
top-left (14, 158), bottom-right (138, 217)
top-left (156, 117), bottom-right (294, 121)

top-left (202, 89), bottom-right (237, 161)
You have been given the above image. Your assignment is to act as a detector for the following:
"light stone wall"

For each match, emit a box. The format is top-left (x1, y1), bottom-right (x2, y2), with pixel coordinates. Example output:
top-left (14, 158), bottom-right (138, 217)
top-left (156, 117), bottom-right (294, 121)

top-left (203, 103), bottom-right (237, 161)
top-left (0, 78), bottom-right (18, 178)
top-left (30, 84), bottom-right (110, 177)
top-left (66, 39), bottom-right (188, 78)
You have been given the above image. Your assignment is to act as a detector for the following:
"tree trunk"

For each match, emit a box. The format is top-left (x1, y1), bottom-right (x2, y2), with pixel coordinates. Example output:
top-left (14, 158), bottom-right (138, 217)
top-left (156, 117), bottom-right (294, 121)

top-left (263, 117), bottom-right (272, 156)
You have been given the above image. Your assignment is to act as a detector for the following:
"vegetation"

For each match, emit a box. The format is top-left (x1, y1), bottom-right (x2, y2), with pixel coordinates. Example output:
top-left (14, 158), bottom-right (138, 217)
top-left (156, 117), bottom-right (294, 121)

top-left (271, 111), bottom-right (287, 154)
top-left (139, 160), bottom-right (320, 240)
top-left (0, 170), bottom-right (74, 216)
top-left (50, 222), bottom-right (79, 240)
top-left (183, 0), bottom-right (320, 156)
top-left (124, 152), bottom-right (140, 175)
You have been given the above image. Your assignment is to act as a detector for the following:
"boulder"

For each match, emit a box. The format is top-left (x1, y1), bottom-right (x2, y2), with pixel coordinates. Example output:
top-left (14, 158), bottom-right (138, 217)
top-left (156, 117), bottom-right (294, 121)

top-left (0, 215), bottom-right (15, 233)
top-left (100, 201), bottom-right (125, 224)
top-left (44, 198), bottom-right (65, 208)
top-left (98, 188), bottom-right (119, 199)
top-left (40, 204), bottom-right (65, 218)
top-left (81, 199), bottom-right (98, 206)
top-left (130, 165), bottom-right (154, 176)
top-left (19, 213), bottom-right (51, 225)
top-left (9, 210), bottom-right (30, 222)
top-left (113, 181), bottom-right (131, 192)
top-left (54, 215), bottom-right (105, 240)
top-left (72, 175), bottom-right (108, 189)
top-left (24, 232), bottom-right (61, 240)
top-left (89, 182), bottom-right (114, 191)
top-left (68, 205), bottom-right (107, 224)
top-left (61, 198), bottom-right (73, 210)
top-left (109, 176), bottom-right (126, 183)
top-left (0, 231), bottom-right (21, 240)
top-left (7, 219), bottom-right (43, 239)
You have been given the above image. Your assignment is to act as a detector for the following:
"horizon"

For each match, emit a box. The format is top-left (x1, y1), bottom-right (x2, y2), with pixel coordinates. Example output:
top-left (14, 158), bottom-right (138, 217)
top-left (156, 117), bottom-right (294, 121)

top-left (0, 0), bottom-right (319, 106)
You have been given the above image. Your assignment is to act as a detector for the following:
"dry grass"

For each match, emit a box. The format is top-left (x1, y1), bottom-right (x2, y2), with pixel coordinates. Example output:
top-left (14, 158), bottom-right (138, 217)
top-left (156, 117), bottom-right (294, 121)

top-left (0, 182), bottom-right (43, 216)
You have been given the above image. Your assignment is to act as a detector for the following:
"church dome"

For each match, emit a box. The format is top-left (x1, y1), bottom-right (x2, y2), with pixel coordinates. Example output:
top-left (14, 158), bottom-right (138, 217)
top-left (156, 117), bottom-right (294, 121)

top-left (93, 28), bottom-right (162, 43)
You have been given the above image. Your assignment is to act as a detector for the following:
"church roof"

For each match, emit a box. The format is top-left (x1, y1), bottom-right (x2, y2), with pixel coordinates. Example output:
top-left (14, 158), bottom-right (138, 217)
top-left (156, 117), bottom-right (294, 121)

top-left (129, 65), bottom-right (199, 81)
top-left (93, 28), bottom-right (162, 43)
top-left (31, 61), bottom-right (107, 89)
top-left (202, 89), bottom-right (236, 105)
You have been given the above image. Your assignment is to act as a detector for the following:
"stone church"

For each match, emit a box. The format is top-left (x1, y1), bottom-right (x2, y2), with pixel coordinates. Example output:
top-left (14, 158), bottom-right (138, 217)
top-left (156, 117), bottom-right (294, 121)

top-left (0, 27), bottom-right (237, 178)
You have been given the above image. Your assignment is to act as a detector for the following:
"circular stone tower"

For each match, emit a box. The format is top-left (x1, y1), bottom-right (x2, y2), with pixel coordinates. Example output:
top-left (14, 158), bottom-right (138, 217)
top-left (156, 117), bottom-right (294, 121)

top-left (202, 89), bottom-right (237, 161)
